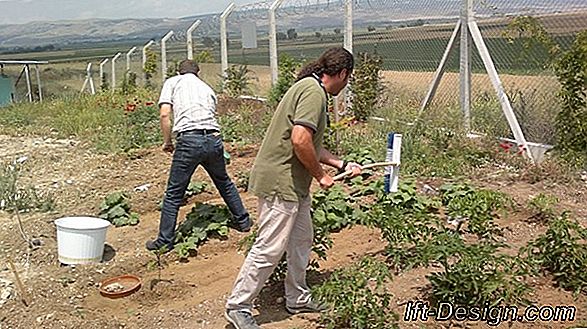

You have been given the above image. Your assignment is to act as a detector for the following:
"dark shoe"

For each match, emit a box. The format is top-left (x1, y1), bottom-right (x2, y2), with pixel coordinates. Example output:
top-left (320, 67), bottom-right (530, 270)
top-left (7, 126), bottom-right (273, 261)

top-left (230, 217), bottom-right (252, 233)
top-left (286, 300), bottom-right (328, 314)
top-left (224, 309), bottom-right (261, 329)
top-left (145, 240), bottom-right (172, 253)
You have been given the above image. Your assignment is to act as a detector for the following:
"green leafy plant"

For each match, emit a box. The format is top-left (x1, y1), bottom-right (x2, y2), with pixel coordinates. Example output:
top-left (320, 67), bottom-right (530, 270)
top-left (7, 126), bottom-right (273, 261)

top-left (440, 183), bottom-right (511, 239)
top-left (521, 212), bottom-right (587, 295)
top-left (100, 73), bottom-right (109, 92)
top-left (223, 65), bottom-right (253, 97)
top-left (502, 15), bottom-right (558, 71)
top-left (185, 181), bottom-right (208, 198)
top-left (267, 54), bottom-right (301, 107)
top-left (98, 192), bottom-right (139, 227)
top-left (554, 30), bottom-right (587, 164)
top-left (527, 193), bottom-right (558, 222)
top-left (166, 60), bottom-right (179, 79)
top-left (174, 203), bottom-right (230, 259)
top-left (428, 243), bottom-right (530, 307)
top-left (312, 185), bottom-right (365, 232)
top-left (195, 50), bottom-right (213, 63)
top-left (143, 49), bottom-right (158, 87)
top-left (313, 257), bottom-right (398, 329)
top-left (121, 71), bottom-right (138, 95)
top-left (234, 171), bottom-right (249, 191)
top-left (376, 180), bottom-right (437, 213)
top-left (349, 52), bottom-right (384, 121)
top-left (0, 162), bottom-right (54, 213)
top-left (122, 97), bottom-right (161, 151)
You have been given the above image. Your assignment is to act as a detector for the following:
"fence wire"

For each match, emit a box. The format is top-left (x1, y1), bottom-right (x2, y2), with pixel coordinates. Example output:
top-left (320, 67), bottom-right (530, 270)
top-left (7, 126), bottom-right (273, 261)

top-left (67, 0), bottom-right (586, 145)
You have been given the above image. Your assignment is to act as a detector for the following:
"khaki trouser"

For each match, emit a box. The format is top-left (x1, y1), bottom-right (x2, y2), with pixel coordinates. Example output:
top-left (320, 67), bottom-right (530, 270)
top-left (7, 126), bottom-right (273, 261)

top-left (226, 195), bottom-right (313, 312)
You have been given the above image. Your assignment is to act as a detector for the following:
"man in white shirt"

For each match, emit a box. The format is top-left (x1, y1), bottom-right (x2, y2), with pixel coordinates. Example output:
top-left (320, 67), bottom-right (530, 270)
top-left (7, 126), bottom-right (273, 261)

top-left (146, 59), bottom-right (251, 252)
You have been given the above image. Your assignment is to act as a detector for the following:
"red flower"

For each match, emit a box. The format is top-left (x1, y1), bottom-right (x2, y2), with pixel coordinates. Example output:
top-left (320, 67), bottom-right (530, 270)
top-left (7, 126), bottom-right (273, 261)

top-left (124, 103), bottom-right (137, 112)
top-left (145, 101), bottom-right (155, 106)
top-left (499, 142), bottom-right (512, 153)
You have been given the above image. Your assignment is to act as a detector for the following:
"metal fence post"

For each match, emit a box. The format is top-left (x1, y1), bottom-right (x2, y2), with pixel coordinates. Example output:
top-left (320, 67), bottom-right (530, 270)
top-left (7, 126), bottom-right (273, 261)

top-left (220, 3), bottom-right (236, 79)
top-left (187, 20), bottom-right (202, 60)
top-left (161, 31), bottom-right (175, 82)
top-left (111, 52), bottom-right (122, 91)
top-left (269, 0), bottom-right (285, 85)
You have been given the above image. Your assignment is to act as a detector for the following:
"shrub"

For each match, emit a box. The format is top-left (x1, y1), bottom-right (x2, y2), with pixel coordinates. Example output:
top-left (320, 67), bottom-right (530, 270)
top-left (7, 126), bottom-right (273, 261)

top-left (267, 54), bottom-right (301, 107)
top-left (223, 65), bottom-right (252, 97)
top-left (314, 257), bottom-right (398, 329)
top-left (554, 30), bottom-right (587, 164)
top-left (522, 212), bottom-right (587, 295)
top-left (98, 192), bottom-right (139, 227)
top-left (174, 203), bottom-right (230, 259)
top-left (349, 52), bottom-right (384, 121)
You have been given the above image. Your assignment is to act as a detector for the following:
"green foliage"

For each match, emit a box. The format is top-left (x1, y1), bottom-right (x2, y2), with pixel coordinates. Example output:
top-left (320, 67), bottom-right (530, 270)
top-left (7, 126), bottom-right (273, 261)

top-left (349, 52), bottom-right (384, 121)
top-left (428, 243), bottom-right (530, 307)
top-left (0, 90), bottom-right (161, 154)
top-left (440, 183), bottom-right (511, 239)
top-left (100, 73), bottom-right (109, 92)
top-left (218, 102), bottom-right (272, 145)
top-left (554, 30), bottom-right (587, 163)
top-left (313, 257), bottom-right (398, 329)
top-left (376, 180), bottom-right (437, 213)
top-left (174, 203), bottom-right (230, 259)
top-left (502, 15), bottom-right (558, 70)
top-left (234, 171), bottom-right (249, 191)
top-left (143, 49), bottom-right (158, 86)
top-left (195, 50), bottom-right (213, 63)
top-left (98, 192), bottom-right (139, 227)
top-left (121, 71), bottom-right (138, 95)
top-left (121, 97), bottom-right (161, 151)
top-left (527, 193), bottom-right (558, 222)
top-left (166, 60), bottom-right (179, 79)
top-left (267, 54), bottom-right (301, 107)
top-left (522, 213), bottom-right (587, 295)
top-left (0, 162), bottom-right (54, 213)
top-left (312, 185), bottom-right (366, 232)
top-left (185, 181), bottom-right (208, 198)
top-left (223, 65), bottom-right (252, 97)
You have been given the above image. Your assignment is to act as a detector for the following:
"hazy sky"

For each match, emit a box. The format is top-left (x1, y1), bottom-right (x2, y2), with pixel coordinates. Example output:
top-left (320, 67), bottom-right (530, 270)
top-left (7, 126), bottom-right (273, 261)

top-left (0, 0), bottom-right (255, 25)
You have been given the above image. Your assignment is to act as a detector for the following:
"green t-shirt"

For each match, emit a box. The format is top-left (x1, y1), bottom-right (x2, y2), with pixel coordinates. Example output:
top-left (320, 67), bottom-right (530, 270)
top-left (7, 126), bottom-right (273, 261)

top-left (249, 77), bottom-right (328, 202)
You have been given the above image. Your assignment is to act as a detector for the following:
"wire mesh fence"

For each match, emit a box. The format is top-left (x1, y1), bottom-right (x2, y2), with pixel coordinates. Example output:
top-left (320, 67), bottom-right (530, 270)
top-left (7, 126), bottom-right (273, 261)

top-left (5, 0), bottom-right (584, 146)
top-left (181, 0), bottom-right (584, 144)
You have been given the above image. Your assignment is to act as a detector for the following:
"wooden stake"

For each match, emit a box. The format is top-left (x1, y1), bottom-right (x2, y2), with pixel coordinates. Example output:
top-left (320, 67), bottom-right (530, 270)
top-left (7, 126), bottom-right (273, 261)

top-left (8, 260), bottom-right (28, 307)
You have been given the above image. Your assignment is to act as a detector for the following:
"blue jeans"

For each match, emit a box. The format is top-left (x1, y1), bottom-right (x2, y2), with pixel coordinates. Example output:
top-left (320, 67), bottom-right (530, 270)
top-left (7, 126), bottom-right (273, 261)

top-left (156, 132), bottom-right (249, 247)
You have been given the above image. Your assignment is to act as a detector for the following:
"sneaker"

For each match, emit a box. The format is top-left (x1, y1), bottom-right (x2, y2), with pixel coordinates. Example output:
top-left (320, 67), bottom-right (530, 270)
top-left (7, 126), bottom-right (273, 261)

top-left (224, 309), bottom-right (261, 329)
top-left (230, 217), bottom-right (252, 233)
top-left (145, 240), bottom-right (172, 253)
top-left (286, 300), bottom-right (328, 314)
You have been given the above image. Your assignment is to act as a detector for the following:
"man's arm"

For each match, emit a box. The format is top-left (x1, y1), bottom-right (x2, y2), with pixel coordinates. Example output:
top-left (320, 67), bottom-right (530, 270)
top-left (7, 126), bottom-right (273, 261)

top-left (160, 103), bottom-right (174, 152)
top-left (318, 146), bottom-right (362, 177)
top-left (291, 125), bottom-right (334, 189)
top-left (318, 147), bottom-right (344, 169)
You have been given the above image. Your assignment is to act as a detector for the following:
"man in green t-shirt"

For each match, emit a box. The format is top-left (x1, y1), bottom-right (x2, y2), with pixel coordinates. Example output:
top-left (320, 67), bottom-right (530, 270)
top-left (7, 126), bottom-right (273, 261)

top-left (225, 47), bottom-right (362, 329)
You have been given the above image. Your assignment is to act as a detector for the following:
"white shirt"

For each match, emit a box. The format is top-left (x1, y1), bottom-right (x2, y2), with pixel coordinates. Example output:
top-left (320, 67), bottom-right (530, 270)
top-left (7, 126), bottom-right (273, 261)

top-left (158, 73), bottom-right (220, 133)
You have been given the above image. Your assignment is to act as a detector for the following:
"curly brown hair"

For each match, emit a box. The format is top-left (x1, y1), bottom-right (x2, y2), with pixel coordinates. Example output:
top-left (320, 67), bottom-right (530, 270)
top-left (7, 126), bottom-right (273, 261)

top-left (296, 47), bottom-right (354, 81)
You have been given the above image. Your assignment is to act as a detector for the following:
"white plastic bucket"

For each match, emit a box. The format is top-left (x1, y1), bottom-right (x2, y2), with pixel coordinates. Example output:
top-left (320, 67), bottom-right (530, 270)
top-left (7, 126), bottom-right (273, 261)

top-left (54, 217), bottom-right (111, 265)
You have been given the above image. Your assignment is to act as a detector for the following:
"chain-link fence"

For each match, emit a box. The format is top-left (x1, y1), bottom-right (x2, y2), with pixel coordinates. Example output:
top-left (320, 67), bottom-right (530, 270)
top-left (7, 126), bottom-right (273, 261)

top-left (185, 0), bottom-right (585, 145)
top-left (6, 0), bottom-right (582, 146)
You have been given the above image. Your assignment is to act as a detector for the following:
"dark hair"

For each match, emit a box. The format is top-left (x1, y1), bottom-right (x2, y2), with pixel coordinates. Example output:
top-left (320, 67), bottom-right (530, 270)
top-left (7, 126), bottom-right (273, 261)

top-left (178, 59), bottom-right (200, 75)
top-left (296, 47), bottom-right (354, 81)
